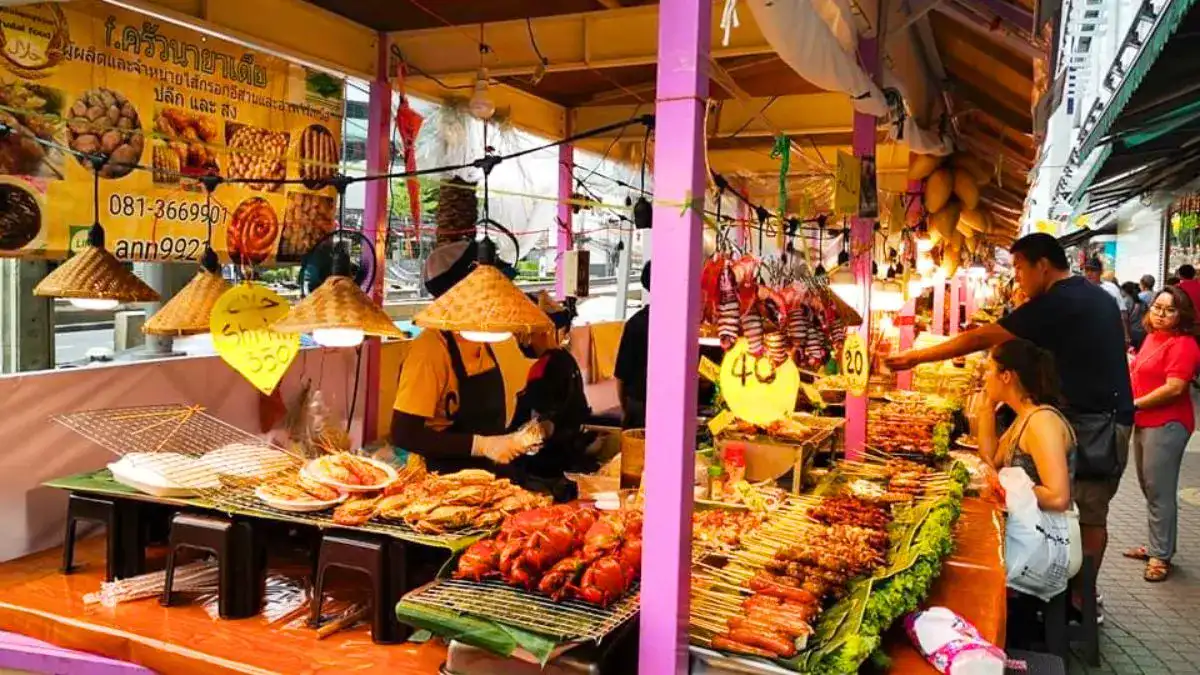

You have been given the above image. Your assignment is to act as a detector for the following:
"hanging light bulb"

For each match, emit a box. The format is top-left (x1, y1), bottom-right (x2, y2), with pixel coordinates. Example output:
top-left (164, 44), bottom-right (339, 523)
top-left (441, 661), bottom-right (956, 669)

top-left (468, 67), bottom-right (496, 120)
top-left (460, 330), bottom-right (513, 343)
top-left (907, 276), bottom-right (926, 299)
top-left (312, 327), bottom-right (366, 348)
top-left (967, 259), bottom-right (987, 279)
top-left (828, 266), bottom-right (858, 306)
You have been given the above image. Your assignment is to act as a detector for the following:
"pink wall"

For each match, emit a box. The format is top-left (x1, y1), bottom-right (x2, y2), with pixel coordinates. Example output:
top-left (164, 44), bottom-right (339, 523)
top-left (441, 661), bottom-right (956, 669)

top-left (0, 350), bottom-right (364, 562)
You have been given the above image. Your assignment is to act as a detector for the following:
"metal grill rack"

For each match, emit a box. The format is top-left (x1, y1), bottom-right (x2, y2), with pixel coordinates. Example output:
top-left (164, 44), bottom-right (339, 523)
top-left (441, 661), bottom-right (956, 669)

top-left (402, 578), bottom-right (640, 643)
top-left (54, 405), bottom-right (488, 549)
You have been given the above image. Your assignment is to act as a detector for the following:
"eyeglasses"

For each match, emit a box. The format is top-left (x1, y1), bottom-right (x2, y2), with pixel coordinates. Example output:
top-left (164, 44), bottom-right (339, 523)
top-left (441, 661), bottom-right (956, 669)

top-left (1150, 304), bottom-right (1179, 316)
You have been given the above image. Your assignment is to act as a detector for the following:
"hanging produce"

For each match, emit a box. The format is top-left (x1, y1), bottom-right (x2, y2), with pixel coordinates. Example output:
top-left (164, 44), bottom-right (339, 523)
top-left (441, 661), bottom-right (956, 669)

top-left (924, 168), bottom-right (954, 213)
top-left (953, 170), bottom-right (980, 210)
top-left (906, 153), bottom-right (943, 181)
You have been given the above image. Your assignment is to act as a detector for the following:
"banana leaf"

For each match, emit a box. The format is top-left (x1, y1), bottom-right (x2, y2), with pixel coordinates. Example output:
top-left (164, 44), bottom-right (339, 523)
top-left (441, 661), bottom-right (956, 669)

top-left (396, 600), bottom-right (563, 665)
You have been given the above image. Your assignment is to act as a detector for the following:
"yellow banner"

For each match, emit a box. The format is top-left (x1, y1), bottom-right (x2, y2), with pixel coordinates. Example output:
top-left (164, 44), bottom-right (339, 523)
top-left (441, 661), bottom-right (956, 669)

top-left (0, 1), bottom-right (344, 263)
top-left (834, 151), bottom-right (861, 216)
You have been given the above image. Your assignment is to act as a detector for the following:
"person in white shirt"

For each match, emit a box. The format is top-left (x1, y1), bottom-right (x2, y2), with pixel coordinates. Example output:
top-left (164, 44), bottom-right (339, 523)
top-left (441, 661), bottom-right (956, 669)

top-left (1084, 258), bottom-right (1130, 345)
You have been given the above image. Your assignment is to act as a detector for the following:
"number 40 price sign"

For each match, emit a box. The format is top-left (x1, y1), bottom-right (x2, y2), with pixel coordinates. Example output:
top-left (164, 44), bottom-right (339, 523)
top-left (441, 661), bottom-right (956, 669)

top-left (211, 283), bottom-right (300, 395)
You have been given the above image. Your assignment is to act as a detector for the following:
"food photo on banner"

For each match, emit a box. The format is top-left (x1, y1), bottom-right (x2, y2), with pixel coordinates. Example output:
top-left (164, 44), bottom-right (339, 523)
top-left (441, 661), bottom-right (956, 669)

top-left (0, 0), bottom-right (344, 264)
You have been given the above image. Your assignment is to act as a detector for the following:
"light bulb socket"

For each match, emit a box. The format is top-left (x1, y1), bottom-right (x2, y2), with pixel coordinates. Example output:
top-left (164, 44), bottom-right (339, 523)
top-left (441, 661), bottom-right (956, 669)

top-left (477, 237), bottom-right (498, 265)
top-left (200, 245), bottom-right (220, 273)
top-left (331, 241), bottom-right (352, 277)
top-left (814, 263), bottom-right (827, 276)
top-left (836, 250), bottom-right (850, 265)
top-left (86, 222), bottom-right (105, 249)
top-left (633, 197), bottom-right (653, 230)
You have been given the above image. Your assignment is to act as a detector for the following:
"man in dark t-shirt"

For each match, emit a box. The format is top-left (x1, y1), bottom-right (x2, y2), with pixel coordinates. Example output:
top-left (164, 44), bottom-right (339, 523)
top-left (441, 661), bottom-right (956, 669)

top-left (615, 263), bottom-right (651, 428)
top-left (887, 233), bottom-right (1132, 610)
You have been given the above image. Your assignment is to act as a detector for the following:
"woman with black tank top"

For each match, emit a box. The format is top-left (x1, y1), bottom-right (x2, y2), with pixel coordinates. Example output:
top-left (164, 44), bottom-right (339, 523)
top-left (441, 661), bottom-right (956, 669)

top-left (976, 339), bottom-right (1076, 513)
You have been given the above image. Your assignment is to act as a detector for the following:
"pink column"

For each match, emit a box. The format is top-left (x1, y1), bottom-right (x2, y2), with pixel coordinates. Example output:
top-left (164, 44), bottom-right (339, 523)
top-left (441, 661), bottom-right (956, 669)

top-left (361, 35), bottom-right (392, 443)
top-left (933, 279), bottom-right (946, 335)
top-left (949, 274), bottom-right (962, 336)
top-left (639, 0), bottom-right (710, 672)
top-left (556, 120), bottom-right (574, 300)
top-left (965, 279), bottom-right (977, 320)
top-left (844, 36), bottom-right (879, 459)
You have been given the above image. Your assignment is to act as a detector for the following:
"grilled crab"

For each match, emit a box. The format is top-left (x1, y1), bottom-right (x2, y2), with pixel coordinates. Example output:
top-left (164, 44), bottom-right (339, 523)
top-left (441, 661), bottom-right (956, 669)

top-left (453, 540), bottom-right (502, 581)
top-left (571, 555), bottom-right (632, 607)
top-left (411, 505), bottom-right (478, 533)
top-left (537, 555), bottom-right (587, 600)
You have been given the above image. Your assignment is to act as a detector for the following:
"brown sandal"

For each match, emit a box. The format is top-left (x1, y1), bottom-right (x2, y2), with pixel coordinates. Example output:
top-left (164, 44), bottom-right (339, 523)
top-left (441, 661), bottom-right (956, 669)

top-left (1123, 546), bottom-right (1150, 560)
top-left (1145, 558), bottom-right (1171, 582)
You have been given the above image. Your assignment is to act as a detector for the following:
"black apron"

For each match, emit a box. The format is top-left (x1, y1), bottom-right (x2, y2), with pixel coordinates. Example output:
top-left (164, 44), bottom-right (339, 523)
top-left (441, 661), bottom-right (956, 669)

top-left (423, 331), bottom-right (509, 475)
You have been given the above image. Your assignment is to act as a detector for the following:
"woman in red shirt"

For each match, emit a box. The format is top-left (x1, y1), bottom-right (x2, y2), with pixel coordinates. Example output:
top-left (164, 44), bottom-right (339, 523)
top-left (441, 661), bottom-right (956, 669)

top-left (1124, 286), bottom-right (1200, 581)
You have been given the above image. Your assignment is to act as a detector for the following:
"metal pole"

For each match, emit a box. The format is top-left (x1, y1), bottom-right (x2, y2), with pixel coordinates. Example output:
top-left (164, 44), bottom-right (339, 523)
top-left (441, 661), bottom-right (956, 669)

top-left (639, 0), bottom-right (709, 671)
top-left (557, 119), bottom-right (574, 301)
top-left (949, 273), bottom-right (963, 335)
top-left (614, 222), bottom-right (633, 320)
top-left (361, 34), bottom-right (392, 444)
top-left (844, 35), bottom-right (879, 460)
top-left (933, 276), bottom-right (946, 335)
top-left (141, 263), bottom-right (173, 356)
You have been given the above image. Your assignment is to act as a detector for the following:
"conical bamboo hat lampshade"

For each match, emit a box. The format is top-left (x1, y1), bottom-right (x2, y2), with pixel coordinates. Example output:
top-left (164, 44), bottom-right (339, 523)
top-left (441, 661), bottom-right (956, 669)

top-left (33, 225), bottom-right (159, 307)
top-left (272, 275), bottom-right (403, 343)
top-left (143, 250), bottom-right (230, 336)
top-left (414, 263), bottom-right (553, 339)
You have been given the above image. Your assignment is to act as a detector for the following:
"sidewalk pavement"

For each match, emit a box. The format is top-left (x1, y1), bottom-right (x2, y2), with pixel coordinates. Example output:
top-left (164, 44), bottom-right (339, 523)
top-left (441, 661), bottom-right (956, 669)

top-left (1068, 434), bottom-right (1200, 674)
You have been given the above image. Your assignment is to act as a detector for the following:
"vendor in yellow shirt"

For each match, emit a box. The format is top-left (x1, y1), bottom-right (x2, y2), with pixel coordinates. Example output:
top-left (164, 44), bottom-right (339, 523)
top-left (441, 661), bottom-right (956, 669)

top-left (390, 240), bottom-right (548, 474)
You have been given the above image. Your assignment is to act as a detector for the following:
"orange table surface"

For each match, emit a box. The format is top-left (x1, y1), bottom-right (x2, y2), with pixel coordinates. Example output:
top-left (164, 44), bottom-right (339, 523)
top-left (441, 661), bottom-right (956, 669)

top-left (885, 497), bottom-right (1007, 672)
top-left (0, 538), bottom-right (447, 675)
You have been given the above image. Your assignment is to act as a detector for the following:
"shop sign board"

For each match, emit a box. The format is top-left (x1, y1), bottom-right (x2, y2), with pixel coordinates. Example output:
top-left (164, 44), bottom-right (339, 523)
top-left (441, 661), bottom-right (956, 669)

top-left (0, 1), bottom-right (344, 263)
top-left (718, 337), bottom-right (800, 426)
top-left (840, 331), bottom-right (869, 396)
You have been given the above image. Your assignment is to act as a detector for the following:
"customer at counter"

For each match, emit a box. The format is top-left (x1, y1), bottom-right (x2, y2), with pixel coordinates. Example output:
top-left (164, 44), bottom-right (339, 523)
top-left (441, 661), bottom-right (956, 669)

top-left (888, 233), bottom-right (1133, 617)
top-left (615, 262), bottom-right (652, 428)
top-left (390, 241), bottom-right (550, 475)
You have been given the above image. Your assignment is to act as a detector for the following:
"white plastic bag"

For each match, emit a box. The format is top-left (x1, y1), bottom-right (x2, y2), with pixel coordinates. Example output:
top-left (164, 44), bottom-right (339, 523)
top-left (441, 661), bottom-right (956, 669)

top-left (905, 607), bottom-right (1005, 675)
top-left (1000, 467), bottom-right (1074, 600)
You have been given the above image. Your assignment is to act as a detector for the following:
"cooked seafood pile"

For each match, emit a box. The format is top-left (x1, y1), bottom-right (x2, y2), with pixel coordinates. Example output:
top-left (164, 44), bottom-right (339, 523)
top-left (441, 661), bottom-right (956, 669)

top-left (330, 464), bottom-right (550, 534)
top-left (453, 505), bottom-right (643, 608)
top-left (693, 510), bottom-right (766, 550)
top-left (867, 400), bottom-right (950, 455)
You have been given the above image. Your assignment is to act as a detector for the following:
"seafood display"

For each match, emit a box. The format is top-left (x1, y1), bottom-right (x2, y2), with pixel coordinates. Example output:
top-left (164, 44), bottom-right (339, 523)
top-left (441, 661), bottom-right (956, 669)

top-left (453, 505), bottom-right (642, 607)
top-left (700, 253), bottom-right (850, 370)
top-left (692, 509), bottom-right (766, 550)
top-left (302, 452), bottom-right (397, 491)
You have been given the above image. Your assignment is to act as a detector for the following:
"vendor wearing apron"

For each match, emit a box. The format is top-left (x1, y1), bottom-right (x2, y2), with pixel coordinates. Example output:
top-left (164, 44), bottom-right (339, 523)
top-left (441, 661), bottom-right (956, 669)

top-left (390, 241), bottom-right (546, 474)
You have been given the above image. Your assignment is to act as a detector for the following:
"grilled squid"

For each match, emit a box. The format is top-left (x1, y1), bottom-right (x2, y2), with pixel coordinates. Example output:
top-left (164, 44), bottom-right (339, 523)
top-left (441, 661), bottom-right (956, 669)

top-left (717, 263), bottom-right (740, 350)
top-left (742, 307), bottom-right (765, 357)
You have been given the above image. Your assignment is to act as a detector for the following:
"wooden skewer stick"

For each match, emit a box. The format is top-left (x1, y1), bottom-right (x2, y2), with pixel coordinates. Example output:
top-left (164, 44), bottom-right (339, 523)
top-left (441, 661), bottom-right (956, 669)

top-left (316, 604), bottom-right (368, 640)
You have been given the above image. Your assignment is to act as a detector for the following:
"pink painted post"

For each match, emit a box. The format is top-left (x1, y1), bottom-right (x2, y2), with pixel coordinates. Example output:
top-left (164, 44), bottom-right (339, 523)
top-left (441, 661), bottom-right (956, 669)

top-left (949, 274), bottom-right (962, 336)
top-left (639, 0), bottom-right (710, 671)
top-left (933, 279), bottom-right (946, 335)
top-left (965, 279), bottom-right (978, 320)
top-left (361, 35), bottom-right (392, 443)
top-left (844, 36), bottom-right (879, 460)
top-left (556, 120), bottom-right (574, 300)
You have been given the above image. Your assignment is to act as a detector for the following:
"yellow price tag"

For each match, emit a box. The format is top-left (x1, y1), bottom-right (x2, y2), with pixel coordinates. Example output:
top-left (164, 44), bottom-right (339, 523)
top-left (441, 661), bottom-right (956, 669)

top-left (210, 283), bottom-right (300, 395)
top-left (707, 409), bottom-right (737, 436)
top-left (699, 356), bottom-right (721, 383)
top-left (841, 332), bottom-right (870, 396)
top-left (718, 338), bottom-right (800, 426)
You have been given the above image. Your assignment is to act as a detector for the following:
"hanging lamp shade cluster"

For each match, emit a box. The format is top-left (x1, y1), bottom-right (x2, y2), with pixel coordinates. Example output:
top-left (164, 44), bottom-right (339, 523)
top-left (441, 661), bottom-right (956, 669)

top-left (143, 247), bottom-right (229, 336)
top-left (414, 263), bottom-right (553, 340)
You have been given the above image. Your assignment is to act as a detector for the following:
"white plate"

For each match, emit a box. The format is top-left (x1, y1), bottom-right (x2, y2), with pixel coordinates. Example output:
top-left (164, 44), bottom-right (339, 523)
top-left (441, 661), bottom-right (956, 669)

top-left (108, 454), bottom-right (221, 498)
top-left (254, 485), bottom-right (347, 512)
top-left (301, 455), bottom-right (398, 493)
top-left (955, 438), bottom-right (979, 450)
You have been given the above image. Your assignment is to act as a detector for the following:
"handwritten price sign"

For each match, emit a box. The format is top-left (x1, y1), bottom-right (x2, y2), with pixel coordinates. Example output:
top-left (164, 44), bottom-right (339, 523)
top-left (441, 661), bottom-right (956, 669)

top-left (718, 338), bottom-right (800, 426)
top-left (210, 284), bottom-right (300, 395)
top-left (840, 332), bottom-right (869, 396)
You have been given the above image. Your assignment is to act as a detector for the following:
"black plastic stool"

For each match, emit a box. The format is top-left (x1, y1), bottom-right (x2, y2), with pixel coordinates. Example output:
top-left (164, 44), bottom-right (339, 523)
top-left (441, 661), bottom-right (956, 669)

top-left (159, 513), bottom-right (264, 619)
top-left (310, 531), bottom-right (438, 644)
top-left (62, 493), bottom-right (145, 581)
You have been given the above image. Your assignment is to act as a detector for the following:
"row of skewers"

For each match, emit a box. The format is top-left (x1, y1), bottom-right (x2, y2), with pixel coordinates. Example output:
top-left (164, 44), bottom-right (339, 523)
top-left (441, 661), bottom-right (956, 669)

top-left (452, 505), bottom-right (643, 608)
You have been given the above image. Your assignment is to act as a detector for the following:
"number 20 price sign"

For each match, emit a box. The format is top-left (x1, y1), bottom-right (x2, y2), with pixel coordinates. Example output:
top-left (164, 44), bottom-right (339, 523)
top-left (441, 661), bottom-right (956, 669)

top-left (840, 332), bottom-right (870, 396)
top-left (211, 284), bottom-right (300, 395)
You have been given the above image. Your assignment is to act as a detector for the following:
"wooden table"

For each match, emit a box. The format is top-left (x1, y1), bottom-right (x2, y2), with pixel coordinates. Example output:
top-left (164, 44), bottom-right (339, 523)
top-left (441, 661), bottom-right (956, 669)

top-left (0, 539), bottom-right (447, 675)
top-left (885, 497), bottom-right (1007, 671)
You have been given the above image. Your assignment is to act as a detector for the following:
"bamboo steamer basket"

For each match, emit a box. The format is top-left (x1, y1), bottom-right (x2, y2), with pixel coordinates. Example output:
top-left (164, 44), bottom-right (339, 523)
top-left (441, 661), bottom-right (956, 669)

top-left (620, 429), bottom-right (646, 488)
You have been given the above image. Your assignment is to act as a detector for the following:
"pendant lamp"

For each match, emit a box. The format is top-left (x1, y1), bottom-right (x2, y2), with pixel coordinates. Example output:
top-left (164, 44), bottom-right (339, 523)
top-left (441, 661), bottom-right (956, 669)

top-left (34, 156), bottom-right (158, 308)
top-left (414, 138), bottom-right (552, 341)
top-left (272, 176), bottom-right (403, 346)
top-left (143, 176), bottom-right (230, 336)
